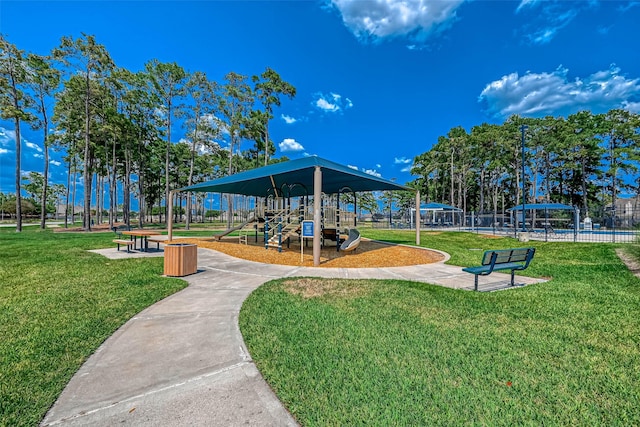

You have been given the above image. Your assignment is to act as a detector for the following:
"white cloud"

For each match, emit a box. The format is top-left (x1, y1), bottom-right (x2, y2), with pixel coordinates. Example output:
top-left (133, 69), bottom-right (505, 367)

top-left (24, 141), bottom-right (42, 153)
top-left (347, 164), bottom-right (384, 178)
top-left (516, 1), bottom-right (589, 45)
top-left (313, 92), bottom-right (354, 113)
top-left (597, 25), bottom-right (612, 36)
top-left (623, 101), bottom-right (640, 114)
top-left (516, 0), bottom-right (541, 13)
top-left (529, 28), bottom-right (557, 45)
top-left (154, 106), bottom-right (167, 120)
top-left (618, 1), bottom-right (640, 12)
top-left (0, 127), bottom-right (16, 146)
top-left (401, 165), bottom-right (412, 173)
top-left (479, 65), bottom-right (640, 117)
top-left (394, 157), bottom-right (411, 164)
top-left (278, 138), bottom-right (305, 152)
top-left (315, 97), bottom-right (340, 113)
top-left (0, 148), bottom-right (8, 155)
top-left (363, 168), bottom-right (382, 178)
top-left (281, 114), bottom-right (297, 124)
top-left (50, 159), bottom-right (61, 166)
top-left (34, 153), bottom-right (44, 159)
top-left (376, 163), bottom-right (381, 168)
top-left (330, 0), bottom-right (464, 43)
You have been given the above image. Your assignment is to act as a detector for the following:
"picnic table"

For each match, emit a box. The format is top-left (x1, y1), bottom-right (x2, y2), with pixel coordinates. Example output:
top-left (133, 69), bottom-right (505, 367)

top-left (122, 230), bottom-right (162, 252)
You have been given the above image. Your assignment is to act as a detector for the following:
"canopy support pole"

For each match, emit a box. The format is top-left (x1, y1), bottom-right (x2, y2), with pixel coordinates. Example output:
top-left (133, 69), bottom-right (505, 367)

top-left (415, 191), bottom-right (420, 246)
top-left (313, 166), bottom-right (322, 266)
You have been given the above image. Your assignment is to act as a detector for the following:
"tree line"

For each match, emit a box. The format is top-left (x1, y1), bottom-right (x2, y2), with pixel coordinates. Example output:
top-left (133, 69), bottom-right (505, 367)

top-left (1, 33), bottom-right (296, 232)
top-left (410, 111), bottom-right (640, 224)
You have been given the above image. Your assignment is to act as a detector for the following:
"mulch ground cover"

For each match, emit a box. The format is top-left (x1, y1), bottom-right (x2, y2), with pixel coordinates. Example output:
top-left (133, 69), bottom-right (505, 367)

top-left (173, 236), bottom-right (444, 268)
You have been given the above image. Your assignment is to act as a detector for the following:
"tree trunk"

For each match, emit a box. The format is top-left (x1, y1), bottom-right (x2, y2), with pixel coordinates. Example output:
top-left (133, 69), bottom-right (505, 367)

top-left (544, 153), bottom-right (551, 203)
top-left (64, 158), bottom-right (71, 228)
top-left (611, 139), bottom-right (618, 229)
top-left (158, 174), bottom-right (163, 224)
top-left (95, 173), bottom-right (101, 225)
top-left (479, 168), bottom-right (485, 215)
top-left (124, 146), bottom-right (131, 228)
top-left (137, 170), bottom-right (145, 229)
top-left (450, 150), bottom-right (454, 207)
top-left (580, 157), bottom-right (588, 214)
top-left (110, 137), bottom-right (117, 227)
top-left (137, 133), bottom-right (146, 228)
top-left (14, 117), bottom-right (22, 232)
top-left (186, 135), bottom-right (196, 230)
top-left (264, 123), bottom-right (269, 166)
top-left (96, 174), bottom-right (100, 225)
top-left (83, 72), bottom-right (92, 231)
top-left (71, 160), bottom-right (77, 225)
top-left (40, 113), bottom-right (49, 229)
top-left (165, 99), bottom-right (172, 227)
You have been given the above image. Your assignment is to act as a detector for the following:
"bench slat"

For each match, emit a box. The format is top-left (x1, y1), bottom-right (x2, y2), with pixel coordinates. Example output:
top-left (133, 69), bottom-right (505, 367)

top-left (113, 239), bottom-right (133, 244)
top-left (464, 262), bottom-right (528, 274)
top-left (113, 239), bottom-right (134, 253)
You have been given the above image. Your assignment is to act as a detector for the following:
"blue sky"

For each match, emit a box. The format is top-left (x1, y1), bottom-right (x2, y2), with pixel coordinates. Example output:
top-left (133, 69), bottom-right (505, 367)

top-left (1, 0), bottom-right (640, 197)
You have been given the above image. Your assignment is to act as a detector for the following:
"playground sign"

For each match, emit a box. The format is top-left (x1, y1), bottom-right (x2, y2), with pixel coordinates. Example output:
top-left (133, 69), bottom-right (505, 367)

top-left (301, 220), bottom-right (314, 263)
top-left (302, 220), bottom-right (314, 238)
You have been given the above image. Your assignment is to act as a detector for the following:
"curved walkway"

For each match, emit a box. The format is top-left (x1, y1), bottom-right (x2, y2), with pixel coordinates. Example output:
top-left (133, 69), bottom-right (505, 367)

top-left (41, 247), bottom-right (544, 426)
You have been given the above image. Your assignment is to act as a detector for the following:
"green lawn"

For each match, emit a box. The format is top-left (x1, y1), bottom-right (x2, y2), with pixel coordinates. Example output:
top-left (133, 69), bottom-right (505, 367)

top-left (240, 231), bottom-right (640, 426)
top-left (0, 228), bottom-right (187, 427)
top-left (2, 228), bottom-right (639, 426)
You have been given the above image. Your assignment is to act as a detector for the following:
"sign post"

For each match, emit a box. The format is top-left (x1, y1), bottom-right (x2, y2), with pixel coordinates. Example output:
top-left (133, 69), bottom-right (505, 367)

top-left (301, 220), bottom-right (314, 263)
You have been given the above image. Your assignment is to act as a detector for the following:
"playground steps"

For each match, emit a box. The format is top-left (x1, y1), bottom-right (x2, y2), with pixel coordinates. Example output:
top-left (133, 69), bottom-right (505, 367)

top-left (267, 222), bottom-right (300, 245)
top-left (266, 222), bottom-right (300, 250)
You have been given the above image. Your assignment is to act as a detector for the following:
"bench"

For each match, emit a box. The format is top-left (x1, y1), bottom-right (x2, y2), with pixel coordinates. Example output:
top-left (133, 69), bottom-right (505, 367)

top-left (112, 225), bottom-right (133, 252)
top-left (113, 239), bottom-right (134, 253)
top-left (462, 247), bottom-right (535, 291)
top-left (146, 236), bottom-right (165, 250)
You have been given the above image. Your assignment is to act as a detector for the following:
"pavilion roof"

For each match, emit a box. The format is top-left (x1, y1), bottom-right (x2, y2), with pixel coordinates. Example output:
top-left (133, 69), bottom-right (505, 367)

top-left (180, 156), bottom-right (412, 197)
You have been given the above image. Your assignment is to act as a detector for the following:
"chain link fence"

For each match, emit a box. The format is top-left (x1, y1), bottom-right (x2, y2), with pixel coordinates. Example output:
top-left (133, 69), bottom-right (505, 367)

top-left (366, 210), bottom-right (639, 244)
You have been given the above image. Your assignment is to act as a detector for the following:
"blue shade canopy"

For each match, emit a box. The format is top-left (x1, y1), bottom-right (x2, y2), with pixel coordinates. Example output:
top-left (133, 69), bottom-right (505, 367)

top-left (508, 203), bottom-right (574, 212)
top-left (179, 156), bottom-right (412, 197)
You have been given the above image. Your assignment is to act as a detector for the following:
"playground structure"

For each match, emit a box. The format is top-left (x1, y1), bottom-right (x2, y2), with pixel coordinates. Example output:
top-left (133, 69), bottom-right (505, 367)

top-left (172, 156), bottom-right (417, 266)
top-left (215, 189), bottom-right (360, 253)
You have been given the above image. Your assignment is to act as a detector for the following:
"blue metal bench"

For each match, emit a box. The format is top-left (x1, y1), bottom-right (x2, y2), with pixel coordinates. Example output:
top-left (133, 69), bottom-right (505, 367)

top-left (463, 247), bottom-right (536, 291)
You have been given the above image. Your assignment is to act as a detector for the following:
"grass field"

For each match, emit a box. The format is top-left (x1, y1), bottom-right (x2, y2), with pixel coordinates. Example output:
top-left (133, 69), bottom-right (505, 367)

top-left (240, 230), bottom-right (640, 426)
top-left (0, 227), bottom-right (187, 427)
top-left (1, 227), bottom-right (638, 426)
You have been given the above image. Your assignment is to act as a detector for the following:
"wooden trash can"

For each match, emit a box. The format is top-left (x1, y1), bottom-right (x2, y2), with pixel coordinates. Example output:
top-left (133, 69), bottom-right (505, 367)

top-left (164, 244), bottom-right (197, 277)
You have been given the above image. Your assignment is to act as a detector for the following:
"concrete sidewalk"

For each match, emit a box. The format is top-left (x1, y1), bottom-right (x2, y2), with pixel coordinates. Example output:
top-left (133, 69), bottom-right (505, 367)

top-left (41, 247), bottom-right (545, 426)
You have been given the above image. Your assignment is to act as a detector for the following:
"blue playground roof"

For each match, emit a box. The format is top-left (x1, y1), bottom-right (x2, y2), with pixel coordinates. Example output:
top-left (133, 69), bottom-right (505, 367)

top-left (508, 203), bottom-right (574, 211)
top-left (180, 156), bottom-right (411, 197)
top-left (420, 202), bottom-right (462, 212)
